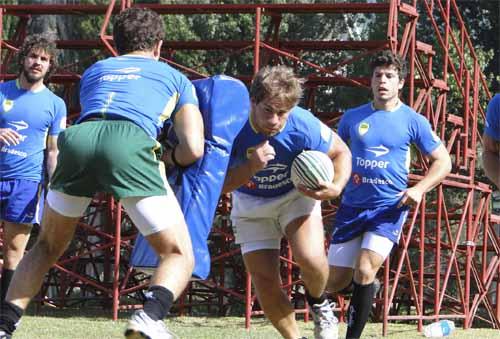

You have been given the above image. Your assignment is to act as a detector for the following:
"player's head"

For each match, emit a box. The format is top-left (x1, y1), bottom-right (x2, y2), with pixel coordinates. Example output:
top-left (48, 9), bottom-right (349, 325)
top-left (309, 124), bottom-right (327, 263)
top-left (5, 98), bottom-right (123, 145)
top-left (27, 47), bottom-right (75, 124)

top-left (250, 65), bottom-right (304, 108)
top-left (113, 7), bottom-right (165, 55)
top-left (17, 34), bottom-right (58, 84)
top-left (249, 65), bottom-right (304, 136)
top-left (370, 50), bottom-right (407, 104)
top-left (370, 50), bottom-right (407, 80)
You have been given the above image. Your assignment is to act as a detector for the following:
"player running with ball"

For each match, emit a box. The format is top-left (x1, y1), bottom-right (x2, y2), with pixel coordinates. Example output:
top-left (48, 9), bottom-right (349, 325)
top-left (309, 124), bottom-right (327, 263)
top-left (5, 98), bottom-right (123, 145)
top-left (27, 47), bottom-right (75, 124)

top-left (223, 65), bottom-right (351, 339)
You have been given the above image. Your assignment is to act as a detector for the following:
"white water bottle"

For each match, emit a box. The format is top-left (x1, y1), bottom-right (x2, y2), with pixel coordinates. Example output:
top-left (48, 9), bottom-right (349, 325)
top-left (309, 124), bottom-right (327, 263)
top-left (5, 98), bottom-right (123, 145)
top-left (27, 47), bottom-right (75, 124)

top-left (423, 320), bottom-right (455, 337)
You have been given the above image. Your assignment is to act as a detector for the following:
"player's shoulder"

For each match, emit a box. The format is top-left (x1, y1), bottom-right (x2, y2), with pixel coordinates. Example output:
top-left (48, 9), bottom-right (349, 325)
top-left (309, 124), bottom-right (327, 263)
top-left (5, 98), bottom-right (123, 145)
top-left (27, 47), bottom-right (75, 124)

top-left (490, 93), bottom-right (500, 107)
top-left (45, 89), bottom-right (66, 106)
top-left (341, 102), bottom-right (373, 122)
top-left (159, 62), bottom-right (190, 82)
top-left (288, 106), bottom-right (318, 124)
top-left (0, 79), bottom-right (16, 92)
top-left (344, 102), bottom-right (373, 117)
top-left (398, 103), bottom-right (428, 124)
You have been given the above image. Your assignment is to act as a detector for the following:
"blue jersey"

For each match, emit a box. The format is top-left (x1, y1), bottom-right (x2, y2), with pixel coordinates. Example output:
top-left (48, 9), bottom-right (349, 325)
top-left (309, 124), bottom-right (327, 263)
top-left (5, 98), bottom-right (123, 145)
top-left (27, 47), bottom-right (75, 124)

top-left (229, 106), bottom-right (334, 197)
top-left (0, 80), bottom-right (66, 182)
top-left (485, 94), bottom-right (500, 141)
top-left (338, 102), bottom-right (441, 208)
top-left (78, 55), bottom-right (198, 138)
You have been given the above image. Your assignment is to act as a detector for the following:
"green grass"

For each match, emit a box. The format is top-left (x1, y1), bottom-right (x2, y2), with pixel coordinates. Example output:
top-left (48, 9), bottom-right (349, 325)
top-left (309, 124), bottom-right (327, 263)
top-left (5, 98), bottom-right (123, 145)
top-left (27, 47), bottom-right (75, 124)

top-left (11, 309), bottom-right (500, 338)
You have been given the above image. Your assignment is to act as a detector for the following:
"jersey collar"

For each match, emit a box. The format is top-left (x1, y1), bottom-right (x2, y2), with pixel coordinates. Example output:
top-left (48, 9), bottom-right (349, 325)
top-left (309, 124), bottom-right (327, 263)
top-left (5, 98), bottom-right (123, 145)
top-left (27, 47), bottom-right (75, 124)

top-left (371, 99), bottom-right (402, 112)
top-left (16, 78), bottom-right (46, 93)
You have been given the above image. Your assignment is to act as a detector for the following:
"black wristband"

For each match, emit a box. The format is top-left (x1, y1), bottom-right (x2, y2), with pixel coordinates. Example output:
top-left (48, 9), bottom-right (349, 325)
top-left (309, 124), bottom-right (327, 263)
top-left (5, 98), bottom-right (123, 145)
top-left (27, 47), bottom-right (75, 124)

top-left (171, 145), bottom-right (188, 168)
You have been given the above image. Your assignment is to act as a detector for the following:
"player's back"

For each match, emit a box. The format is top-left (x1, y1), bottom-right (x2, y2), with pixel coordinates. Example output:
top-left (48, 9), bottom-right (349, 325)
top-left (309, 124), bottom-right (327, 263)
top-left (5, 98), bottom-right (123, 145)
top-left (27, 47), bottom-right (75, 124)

top-left (79, 56), bottom-right (195, 138)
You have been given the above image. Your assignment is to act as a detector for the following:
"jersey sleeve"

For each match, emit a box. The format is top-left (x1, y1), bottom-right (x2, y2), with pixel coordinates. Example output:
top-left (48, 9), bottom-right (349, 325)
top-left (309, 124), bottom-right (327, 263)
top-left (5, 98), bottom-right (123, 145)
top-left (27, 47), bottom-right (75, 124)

top-left (49, 97), bottom-right (67, 135)
top-left (337, 112), bottom-right (350, 143)
top-left (411, 113), bottom-right (442, 155)
top-left (484, 95), bottom-right (500, 141)
top-left (175, 75), bottom-right (199, 112)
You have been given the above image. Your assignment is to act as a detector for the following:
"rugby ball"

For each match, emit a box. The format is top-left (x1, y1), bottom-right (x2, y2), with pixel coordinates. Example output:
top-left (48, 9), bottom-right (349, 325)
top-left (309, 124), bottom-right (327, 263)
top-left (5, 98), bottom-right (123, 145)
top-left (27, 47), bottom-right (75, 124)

top-left (291, 150), bottom-right (334, 190)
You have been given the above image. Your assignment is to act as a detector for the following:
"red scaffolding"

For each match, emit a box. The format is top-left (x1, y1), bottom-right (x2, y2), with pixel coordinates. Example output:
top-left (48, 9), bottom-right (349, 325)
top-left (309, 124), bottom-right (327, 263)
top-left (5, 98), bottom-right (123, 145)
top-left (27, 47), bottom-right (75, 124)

top-left (0, 0), bottom-right (498, 336)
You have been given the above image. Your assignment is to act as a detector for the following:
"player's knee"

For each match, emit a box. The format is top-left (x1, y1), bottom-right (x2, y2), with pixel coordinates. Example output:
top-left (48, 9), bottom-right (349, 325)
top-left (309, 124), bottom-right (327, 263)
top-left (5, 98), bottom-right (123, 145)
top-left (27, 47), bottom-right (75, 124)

top-left (356, 262), bottom-right (378, 282)
top-left (295, 252), bottom-right (327, 273)
top-left (250, 270), bottom-right (281, 292)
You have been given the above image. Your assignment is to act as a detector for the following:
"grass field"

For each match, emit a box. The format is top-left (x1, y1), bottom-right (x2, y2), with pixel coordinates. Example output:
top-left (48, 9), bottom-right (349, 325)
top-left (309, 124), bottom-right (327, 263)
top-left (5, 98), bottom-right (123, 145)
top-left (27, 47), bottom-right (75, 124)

top-left (11, 309), bottom-right (500, 339)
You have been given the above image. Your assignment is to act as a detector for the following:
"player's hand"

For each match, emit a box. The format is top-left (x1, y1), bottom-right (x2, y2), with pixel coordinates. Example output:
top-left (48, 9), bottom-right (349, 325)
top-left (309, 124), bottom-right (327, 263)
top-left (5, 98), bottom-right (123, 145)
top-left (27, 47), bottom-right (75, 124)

top-left (0, 128), bottom-right (22, 146)
top-left (248, 140), bottom-right (275, 172)
top-left (397, 186), bottom-right (424, 208)
top-left (297, 180), bottom-right (342, 201)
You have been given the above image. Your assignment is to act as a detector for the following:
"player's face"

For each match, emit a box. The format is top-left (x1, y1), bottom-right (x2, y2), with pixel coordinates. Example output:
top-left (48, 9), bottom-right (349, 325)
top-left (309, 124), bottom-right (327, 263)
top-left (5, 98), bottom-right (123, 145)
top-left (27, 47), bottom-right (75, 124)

top-left (22, 49), bottom-right (51, 84)
top-left (251, 97), bottom-right (293, 136)
top-left (371, 65), bottom-right (404, 105)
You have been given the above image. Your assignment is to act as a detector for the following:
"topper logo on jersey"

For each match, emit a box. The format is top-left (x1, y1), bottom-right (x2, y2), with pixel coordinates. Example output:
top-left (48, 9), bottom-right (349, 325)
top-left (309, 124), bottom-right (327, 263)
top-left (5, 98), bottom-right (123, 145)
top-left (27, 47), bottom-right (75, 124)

top-left (117, 67), bottom-right (141, 74)
top-left (254, 163), bottom-right (289, 183)
top-left (366, 145), bottom-right (389, 157)
top-left (264, 163), bottom-right (288, 173)
top-left (99, 67), bottom-right (141, 82)
top-left (356, 157), bottom-right (389, 170)
top-left (7, 120), bottom-right (28, 142)
top-left (252, 163), bottom-right (291, 190)
top-left (8, 120), bottom-right (28, 131)
top-left (355, 145), bottom-right (390, 169)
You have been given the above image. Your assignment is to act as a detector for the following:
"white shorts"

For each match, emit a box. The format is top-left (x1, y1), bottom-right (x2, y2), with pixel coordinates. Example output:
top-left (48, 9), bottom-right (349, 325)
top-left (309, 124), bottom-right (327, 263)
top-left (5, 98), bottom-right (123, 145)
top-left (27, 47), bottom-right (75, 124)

top-left (327, 231), bottom-right (395, 268)
top-left (47, 185), bottom-right (184, 237)
top-left (230, 189), bottom-right (321, 254)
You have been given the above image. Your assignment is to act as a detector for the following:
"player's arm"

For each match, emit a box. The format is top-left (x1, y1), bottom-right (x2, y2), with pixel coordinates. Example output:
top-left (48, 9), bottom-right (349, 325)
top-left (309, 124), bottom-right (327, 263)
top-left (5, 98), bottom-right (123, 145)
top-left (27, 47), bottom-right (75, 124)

top-left (297, 132), bottom-right (352, 200)
top-left (328, 131), bottom-right (352, 195)
top-left (482, 133), bottom-right (500, 188)
top-left (163, 103), bottom-right (204, 167)
top-left (222, 140), bottom-right (275, 193)
top-left (398, 143), bottom-right (451, 207)
top-left (45, 135), bottom-right (59, 181)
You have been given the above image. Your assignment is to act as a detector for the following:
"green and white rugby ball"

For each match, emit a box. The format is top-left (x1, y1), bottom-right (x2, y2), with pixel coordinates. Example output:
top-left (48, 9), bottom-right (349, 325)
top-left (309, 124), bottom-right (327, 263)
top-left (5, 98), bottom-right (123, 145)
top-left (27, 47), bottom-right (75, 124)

top-left (290, 150), bottom-right (334, 190)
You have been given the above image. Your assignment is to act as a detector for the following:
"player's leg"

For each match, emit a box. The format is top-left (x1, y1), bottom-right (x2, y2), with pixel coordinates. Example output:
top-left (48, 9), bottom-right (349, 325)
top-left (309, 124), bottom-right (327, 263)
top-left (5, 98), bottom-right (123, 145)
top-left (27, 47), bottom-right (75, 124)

top-left (345, 239), bottom-right (388, 339)
top-left (243, 246), bottom-right (301, 339)
top-left (231, 191), bottom-right (302, 339)
top-left (326, 204), bottom-right (367, 295)
top-left (346, 205), bottom-right (408, 339)
top-left (0, 179), bottom-right (45, 304)
top-left (0, 124), bottom-right (96, 337)
top-left (122, 194), bottom-right (194, 339)
top-left (286, 214), bottom-right (328, 300)
top-left (327, 236), bottom-right (362, 294)
top-left (283, 193), bottom-right (337, 339)
top-left (0, 190), bottom-right (90, 336)
top-left (0, 221), bottom-right (31, 303)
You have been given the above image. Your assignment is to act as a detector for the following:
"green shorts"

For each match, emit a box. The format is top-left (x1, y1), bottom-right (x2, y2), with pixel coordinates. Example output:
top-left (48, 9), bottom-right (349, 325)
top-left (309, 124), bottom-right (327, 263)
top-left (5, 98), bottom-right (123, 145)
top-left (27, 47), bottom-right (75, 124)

top-left (50, 120), bottom-right (168, 199)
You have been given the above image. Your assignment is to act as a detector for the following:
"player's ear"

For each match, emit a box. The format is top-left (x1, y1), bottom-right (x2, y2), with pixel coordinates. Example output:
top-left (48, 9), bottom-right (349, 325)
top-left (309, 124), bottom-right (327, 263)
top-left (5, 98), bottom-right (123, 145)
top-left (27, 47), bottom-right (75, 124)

top-left (153, 40), bottom-right (163, 60)
top-left (398, 78), bottom-right (405, 90)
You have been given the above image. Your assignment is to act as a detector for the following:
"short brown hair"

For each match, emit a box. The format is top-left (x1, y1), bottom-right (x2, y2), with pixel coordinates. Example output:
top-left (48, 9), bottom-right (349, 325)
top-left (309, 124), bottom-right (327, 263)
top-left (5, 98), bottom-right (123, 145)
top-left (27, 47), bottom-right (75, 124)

top-left (250, 65), bottom-right (304, 108)
top-left (370, 50), bottom-right (407, 79)
top-left (113, 7), bottom-right (165, 55)
top-left (17, 34), bottom-right (58, 81)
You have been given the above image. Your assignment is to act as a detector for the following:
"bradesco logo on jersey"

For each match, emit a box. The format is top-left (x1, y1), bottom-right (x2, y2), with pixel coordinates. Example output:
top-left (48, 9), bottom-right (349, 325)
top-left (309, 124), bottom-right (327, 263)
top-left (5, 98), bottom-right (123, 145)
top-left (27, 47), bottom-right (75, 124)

top-left (253, 163), bottom-right (291, 190)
